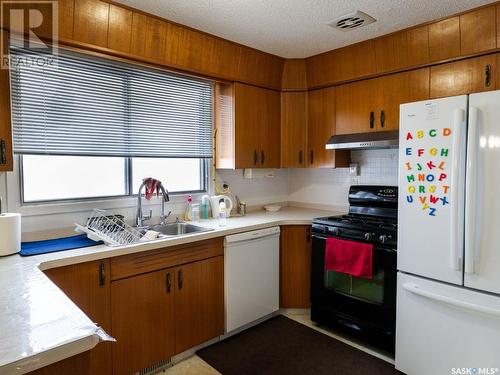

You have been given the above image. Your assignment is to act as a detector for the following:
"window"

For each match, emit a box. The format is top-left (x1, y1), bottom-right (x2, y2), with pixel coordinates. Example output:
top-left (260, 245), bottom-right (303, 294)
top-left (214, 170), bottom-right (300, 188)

top-left (9, 46), bottom-right (213, 203)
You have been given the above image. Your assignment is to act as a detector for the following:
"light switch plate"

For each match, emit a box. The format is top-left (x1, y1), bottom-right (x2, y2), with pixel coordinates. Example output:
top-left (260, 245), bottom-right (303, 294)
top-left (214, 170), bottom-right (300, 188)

top-left (349, 163), bottom-right (359, 176)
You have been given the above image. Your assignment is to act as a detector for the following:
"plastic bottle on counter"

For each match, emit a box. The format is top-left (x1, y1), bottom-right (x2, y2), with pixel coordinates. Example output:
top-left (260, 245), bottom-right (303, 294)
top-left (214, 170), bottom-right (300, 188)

top-left (201, 194), bottom-right (210, 219)
top-left (218, 200), bottom-right (227, 227)
top-left (184, 195), bottom-right (193, 221)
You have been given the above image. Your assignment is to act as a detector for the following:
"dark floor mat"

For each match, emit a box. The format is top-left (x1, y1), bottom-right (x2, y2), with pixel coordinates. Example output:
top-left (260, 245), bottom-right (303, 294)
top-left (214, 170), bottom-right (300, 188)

top-left (197, 315), bottom-right (401, 375)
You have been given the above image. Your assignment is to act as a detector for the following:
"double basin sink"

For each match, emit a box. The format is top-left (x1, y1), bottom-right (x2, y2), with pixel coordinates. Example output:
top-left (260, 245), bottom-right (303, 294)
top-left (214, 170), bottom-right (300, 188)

top-left (143, 222), bottom-right (214, 238)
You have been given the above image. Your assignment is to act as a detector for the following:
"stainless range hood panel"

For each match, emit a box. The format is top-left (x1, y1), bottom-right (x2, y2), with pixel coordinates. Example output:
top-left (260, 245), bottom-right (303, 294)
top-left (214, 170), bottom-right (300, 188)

top-left (326, 130), bottom-right (399, 150)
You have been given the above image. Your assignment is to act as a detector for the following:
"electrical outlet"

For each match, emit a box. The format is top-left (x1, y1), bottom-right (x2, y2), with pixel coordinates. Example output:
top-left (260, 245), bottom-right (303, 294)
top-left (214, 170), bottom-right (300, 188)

top-left (349, 163), bottom-right (359, 176)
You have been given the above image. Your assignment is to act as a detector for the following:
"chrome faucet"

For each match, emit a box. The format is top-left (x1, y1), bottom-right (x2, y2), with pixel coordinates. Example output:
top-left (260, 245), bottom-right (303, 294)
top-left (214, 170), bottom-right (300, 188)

top-left (136, 180), bottom-right (170, 227)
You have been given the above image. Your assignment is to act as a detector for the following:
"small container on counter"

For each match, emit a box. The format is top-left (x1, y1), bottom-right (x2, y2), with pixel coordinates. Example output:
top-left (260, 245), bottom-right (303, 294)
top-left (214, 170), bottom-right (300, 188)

top-left (239, 201), bottom-right (247, 216)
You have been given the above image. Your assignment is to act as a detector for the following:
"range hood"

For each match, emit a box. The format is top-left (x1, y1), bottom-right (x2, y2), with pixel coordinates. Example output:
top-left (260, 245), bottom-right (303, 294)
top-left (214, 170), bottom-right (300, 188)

top-left (326, 130), bottom-right (399, 150)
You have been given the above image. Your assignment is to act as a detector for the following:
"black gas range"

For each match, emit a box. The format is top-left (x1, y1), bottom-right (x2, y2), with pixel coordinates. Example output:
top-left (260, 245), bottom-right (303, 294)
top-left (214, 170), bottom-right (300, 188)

top-left (310, 185), bottom-right (398, 353)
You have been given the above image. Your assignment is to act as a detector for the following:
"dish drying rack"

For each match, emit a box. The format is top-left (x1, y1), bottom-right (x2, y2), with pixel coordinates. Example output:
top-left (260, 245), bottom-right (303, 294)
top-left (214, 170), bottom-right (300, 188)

top-left (75, 209), bottom-right (143, 246)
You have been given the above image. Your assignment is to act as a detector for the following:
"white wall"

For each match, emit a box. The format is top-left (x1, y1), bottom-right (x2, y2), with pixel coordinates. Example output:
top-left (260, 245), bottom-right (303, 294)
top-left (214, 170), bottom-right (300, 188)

top-left (288, 149), bottom-right (399, 208)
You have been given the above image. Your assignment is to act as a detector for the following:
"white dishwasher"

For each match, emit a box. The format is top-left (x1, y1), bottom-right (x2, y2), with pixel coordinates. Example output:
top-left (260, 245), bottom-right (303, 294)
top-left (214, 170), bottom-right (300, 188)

top-left (224, 226), bottom-right (280, 333)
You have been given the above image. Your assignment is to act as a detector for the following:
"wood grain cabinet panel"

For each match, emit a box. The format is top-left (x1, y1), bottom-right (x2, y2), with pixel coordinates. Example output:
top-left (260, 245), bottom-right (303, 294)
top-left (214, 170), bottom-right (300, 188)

top-left (281, 91), bottom-right (307, 168)
top-left (73, 0), bottom-right (109, 47)
top-left (335, 40), bottom-right (377, 82)
top-left (280, 226), bottom-right (312, 308)
top-left (307, 87), bottom-right (350, 168)
top-left (129, 12), bottom-right (148, 57)
top-left (335, 78), bottom-right (378, 135)
top-left (376, 68), bottom-right (429, 131)
top-left (375, 31), bottom-right (409, 72)
top-left (260, 88), bottom-right (281, 168)
top-left (144, 17), bottom-right (168, 62)
top-left (107, 4), bottom-right (132, 53)
top-left (44, 261), bottom-right (112, 375)
top-left (407, 25), bottom-right (430, 66)
top-left (0, 33), bottom-right (13, 172)
top-left (174, 256), bottom-right (224, 354)
top-left (428, 16), bottom-right (461, 62)
top-left (460, 6), bottom-right (496, 56)
top-left (430, 54), bottom-right (497, 98)
top-left (497, 4), bottom-right (500, 48)
top-left (27, 351), bottom-right (90, 375)
top-left (58, 0), bottom-right (74, 40)
top-left (111, 268), bottom-right (175, 375)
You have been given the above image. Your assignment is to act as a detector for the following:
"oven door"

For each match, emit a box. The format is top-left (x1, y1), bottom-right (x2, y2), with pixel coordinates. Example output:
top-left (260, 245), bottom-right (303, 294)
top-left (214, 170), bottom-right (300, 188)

top-left (310, 232), bottom-right (397, 349)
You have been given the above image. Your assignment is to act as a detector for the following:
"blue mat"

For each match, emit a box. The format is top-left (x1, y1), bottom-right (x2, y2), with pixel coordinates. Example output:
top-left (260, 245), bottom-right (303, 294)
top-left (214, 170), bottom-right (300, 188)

top-left (20, 234), bottom-right (103, 256)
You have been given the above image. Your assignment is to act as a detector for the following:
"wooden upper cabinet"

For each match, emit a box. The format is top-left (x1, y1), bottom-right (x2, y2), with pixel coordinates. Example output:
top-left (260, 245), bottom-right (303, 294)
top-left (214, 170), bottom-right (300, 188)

top-left (111, 267), bottom-right (175, 375)
top-left (460, 6), bottom-right (496, 56)
top-left (58, 0), bottom-right (74, 40)
top-left (376, 68), bottom-right (430, 131)
top-left (44, 261), bottom-right (112, 375)
top-left (407, 25), bottom-right (430, 66)
top-left (73, 0), bottom-right (109, 47)
top-left (174, 257), bottom-right (224, 354)
top-left (0, 35), bottom-right (13, 172)
top-left (375, 31), bottom-right (409, 72)
top-left (307, 87), bottom-right (349, 168)
top-left (430, 54), bottom-right (497, 98)
top-left (107, 4), bottom-right (132, 53)
top-left (129, 12), bottom-right (148, 57)
top-left (335, 78), bottom-right (378, 135)
top-left (232, 83), bottom-right (280, 169)
top-left (429, 16), bottom-right (460, 62)
top-left (335, 40), bottom-right (377, 82)
top-left (144, 17), bottom-right (168, 62)
top-left (281, 59), bottom-right (308, 90)
top-left (281, 91), bottom-right (308, 168)
top-left (497, 4), bottom-right (500, 48)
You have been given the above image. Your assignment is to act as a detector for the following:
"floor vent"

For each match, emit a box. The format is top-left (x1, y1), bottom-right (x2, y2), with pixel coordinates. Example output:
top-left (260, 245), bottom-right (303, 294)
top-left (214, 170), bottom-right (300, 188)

top-left (136, 358), bottom-right (172, 375)
top-left (328, 11), bottom-right (376, 31)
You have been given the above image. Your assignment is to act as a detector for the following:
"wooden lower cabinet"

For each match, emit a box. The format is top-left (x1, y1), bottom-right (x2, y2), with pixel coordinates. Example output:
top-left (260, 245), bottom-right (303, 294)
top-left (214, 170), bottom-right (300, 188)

top-left (280, 226), bottom-right (312, 308)
top-left (44, 260), bottom-right (112, 375)
top-left (174, 256), bottom-right (224, 354)
top-left (27, 351), bottom-right (91, 375)
top-left (111, 268), bottom-right (175, 375)
top-left (111, 256), bottom-right (224, 374)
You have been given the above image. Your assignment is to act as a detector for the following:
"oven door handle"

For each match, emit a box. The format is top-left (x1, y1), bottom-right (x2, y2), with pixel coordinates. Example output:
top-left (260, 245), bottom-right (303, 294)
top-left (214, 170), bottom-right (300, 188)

top-left (311, 234), bottom-right (396, 253)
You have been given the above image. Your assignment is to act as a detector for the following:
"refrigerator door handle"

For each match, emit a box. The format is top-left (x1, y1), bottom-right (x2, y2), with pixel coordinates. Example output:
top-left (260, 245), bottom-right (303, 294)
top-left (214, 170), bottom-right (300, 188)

top-left (450, 109), bottom-right (465, 271)
top-left (465, 107), bottom-right (480, 275)
top-left (403, 282), bottom-right (500, 318)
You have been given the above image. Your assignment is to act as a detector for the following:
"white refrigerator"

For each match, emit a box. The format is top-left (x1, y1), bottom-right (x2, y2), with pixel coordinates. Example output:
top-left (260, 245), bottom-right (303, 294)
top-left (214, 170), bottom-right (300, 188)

top-left (397, 91), bottom-right (500, 375)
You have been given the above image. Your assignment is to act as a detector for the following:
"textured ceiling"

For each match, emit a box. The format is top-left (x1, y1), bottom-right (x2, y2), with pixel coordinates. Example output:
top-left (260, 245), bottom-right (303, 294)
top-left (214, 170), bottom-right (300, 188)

top-left (114, 0), bottom-right (497, 58)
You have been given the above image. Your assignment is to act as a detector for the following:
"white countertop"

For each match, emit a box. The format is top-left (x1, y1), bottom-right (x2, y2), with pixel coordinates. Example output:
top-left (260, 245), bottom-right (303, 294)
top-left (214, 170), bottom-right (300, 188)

top-left (0, 207), bottom-right (341, 374)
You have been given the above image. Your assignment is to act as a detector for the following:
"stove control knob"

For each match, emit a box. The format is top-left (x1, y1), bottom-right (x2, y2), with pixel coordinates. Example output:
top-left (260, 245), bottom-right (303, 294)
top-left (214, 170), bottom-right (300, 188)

top-left (379, 235), bottom-right (392, 244)
top-left (364, 232), bottom-right (373, 241)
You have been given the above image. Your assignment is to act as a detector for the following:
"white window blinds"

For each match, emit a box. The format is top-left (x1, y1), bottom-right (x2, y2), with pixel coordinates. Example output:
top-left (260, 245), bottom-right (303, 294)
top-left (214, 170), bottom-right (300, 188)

top-left (9, 47), bottom-right (214, 158)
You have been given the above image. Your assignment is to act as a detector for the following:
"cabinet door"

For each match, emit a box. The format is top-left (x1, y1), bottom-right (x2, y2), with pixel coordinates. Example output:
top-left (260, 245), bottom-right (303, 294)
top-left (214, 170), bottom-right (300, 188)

top-left (376, 68), bottom-right (430, 131)
top-left (111, 268), bottom-right (175, 375)
top-left (234, 83), bottom-right (263, 168)
top-left (107, 4), bottom-right (132, 53)
top-left (430, 54), bottom-right (497, 98)
top-left (174, 256), bottom-right (224, 354)
top-left (280, 226), bottom-right (312, 308)
top-left (0, 33), bottom-right (13, 172)
top-left (374, 31), bottom-right (408, 72)
top-left (460, 6), bottom-right (496, 56)
top-left (307, 87), bottom-right (349, 168)
top-left (428, 17), bottom-right (460, 62)
top-left (44, 261), bottom-right (112, 375)
top-left (260, 88), bottom-right (281, 168)
top-left (281, 91), bottom-right (307, 168)
top-left (73, 0), bottom-right (109, 47)
top-left (335, 78), bottom-right (378, 135)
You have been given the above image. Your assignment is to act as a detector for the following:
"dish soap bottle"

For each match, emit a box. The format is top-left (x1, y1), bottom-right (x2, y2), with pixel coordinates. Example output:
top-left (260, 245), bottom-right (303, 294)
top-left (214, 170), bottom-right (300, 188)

top-left (184, 195), bottom-right (193, 221)
top-left (218, 199), bottom-right (227, 227)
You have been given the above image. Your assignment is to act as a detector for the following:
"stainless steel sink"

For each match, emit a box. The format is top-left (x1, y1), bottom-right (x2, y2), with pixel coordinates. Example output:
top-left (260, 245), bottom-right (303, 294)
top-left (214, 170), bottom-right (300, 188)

top-left (147, 222), bottom-right (213, 237)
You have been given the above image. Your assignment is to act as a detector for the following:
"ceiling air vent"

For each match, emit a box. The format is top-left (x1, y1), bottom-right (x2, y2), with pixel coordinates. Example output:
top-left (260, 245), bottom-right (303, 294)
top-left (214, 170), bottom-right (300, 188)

top-left (328, 11), bottom-right (376, 31)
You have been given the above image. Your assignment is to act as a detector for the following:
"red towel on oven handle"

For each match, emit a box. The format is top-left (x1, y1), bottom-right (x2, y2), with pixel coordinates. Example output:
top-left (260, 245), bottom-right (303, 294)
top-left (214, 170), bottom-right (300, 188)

top-left (325, 238), bottom-right (373, 279)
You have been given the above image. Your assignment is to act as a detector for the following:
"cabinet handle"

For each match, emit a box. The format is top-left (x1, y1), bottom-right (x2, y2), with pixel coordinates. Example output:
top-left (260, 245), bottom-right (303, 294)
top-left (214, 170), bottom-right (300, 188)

top-left (299, 150), bottom-right (303, 164)
top-left (0, 139), bottom-right (6, 165)
top-left (310, 150), bottom-right (314, 165)
top-left (253, 150), bottom-right (258, 166)
top-left (485, 64), bottom-right (492, 87)
top-left (261, 150), bottom-right (265, 166)
top-left (98, 262), bottom-right (105, 288)
top-left (380, 110), bottom-right (385, 128)
top-left (369, 112), bottom-right (375, 129)
top-left (166, 272), bottom-right (171, 294)
top-left (178, 270), bottom-right (183, 290)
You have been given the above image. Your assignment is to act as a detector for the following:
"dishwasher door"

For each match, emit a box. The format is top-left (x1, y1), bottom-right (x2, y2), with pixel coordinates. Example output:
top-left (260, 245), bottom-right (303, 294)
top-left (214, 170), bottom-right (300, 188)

top-left (224, 226), bottom-right (280, 333)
